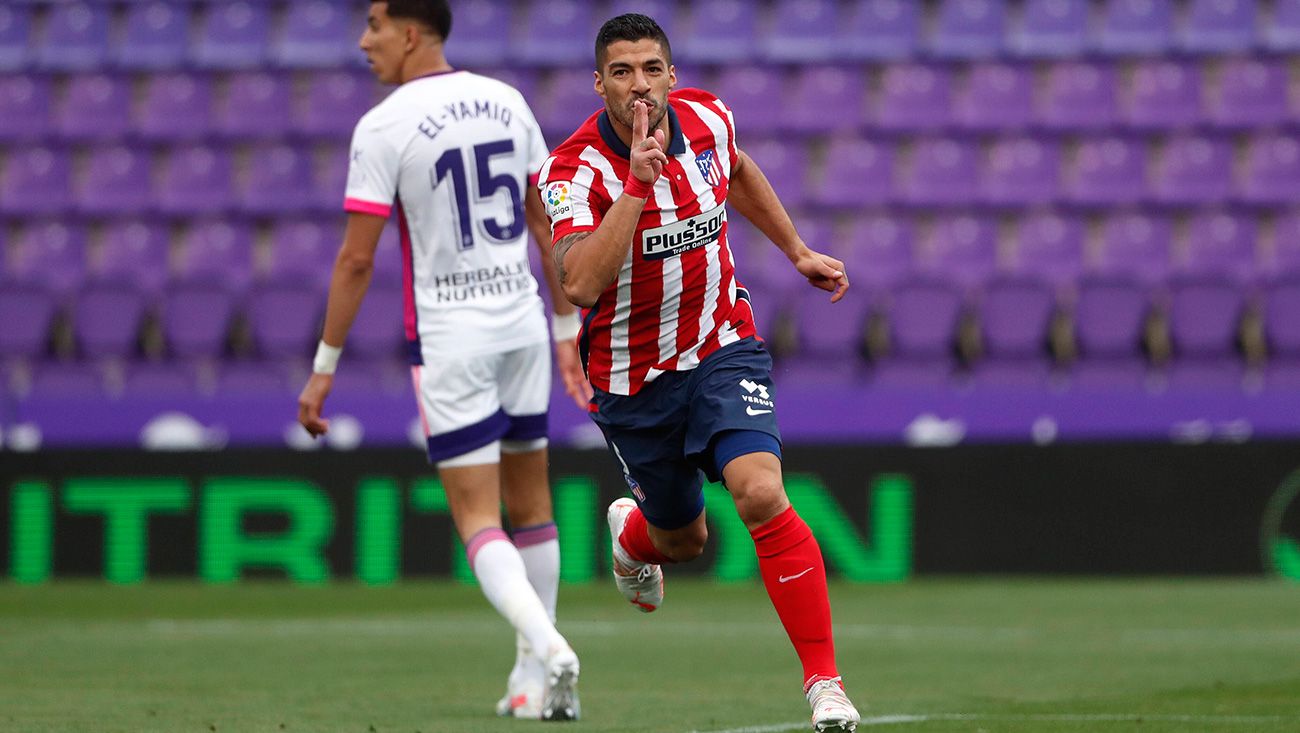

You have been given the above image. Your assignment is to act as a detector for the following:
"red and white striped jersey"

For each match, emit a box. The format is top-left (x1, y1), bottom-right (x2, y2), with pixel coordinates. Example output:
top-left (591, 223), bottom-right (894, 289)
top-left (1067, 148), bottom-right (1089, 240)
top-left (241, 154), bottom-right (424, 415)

top-left (537, 88), bottom-right (759, 396)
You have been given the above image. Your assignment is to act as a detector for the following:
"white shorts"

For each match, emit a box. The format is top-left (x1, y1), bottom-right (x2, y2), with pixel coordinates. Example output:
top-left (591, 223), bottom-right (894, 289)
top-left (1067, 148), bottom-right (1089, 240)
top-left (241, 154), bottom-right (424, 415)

top-left (411, 341), bottom-right (551, 464)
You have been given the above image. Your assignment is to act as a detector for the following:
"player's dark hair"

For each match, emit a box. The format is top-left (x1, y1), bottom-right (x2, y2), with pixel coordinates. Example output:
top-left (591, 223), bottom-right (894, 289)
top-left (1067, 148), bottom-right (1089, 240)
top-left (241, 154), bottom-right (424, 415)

top-left (372, 0), bottom-right (452, 41)
top-left (595, 13), bottom-right (671, 68)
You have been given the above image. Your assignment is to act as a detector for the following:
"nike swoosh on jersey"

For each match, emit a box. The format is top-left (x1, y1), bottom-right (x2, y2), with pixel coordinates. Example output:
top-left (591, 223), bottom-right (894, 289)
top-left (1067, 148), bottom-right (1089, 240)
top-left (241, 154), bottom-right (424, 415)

top-left (778, 567), bottom-right (815, 583)
top-left (746, 406), bottom-right (773, 416)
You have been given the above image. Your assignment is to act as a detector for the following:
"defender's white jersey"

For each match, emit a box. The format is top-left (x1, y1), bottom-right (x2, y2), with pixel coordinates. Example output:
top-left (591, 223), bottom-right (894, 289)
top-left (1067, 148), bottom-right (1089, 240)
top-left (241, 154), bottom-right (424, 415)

top-left (344, 70), bottom-right (549, 361)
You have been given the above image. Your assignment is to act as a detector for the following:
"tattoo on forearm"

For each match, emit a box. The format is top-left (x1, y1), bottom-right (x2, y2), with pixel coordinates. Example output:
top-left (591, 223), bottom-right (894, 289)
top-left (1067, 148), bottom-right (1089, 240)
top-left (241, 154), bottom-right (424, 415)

top-left (552, 233), bottom-right (586, 285)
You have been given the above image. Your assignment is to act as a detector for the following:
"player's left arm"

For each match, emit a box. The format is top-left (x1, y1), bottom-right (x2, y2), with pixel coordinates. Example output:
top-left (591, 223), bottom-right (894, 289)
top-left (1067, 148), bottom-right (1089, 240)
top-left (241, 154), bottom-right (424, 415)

top-left (728, 150), bottom-right (849, 303)
top-left (297, 212), bottom-right (387, 437)
top-left (525, 185), bottom-right (593, 408)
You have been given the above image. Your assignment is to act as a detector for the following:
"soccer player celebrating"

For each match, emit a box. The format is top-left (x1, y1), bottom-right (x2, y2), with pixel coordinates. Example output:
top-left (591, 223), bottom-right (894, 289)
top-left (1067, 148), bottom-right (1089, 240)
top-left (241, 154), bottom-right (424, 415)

top-left (296, 0), bottom-right (590, 721)
top-left (537, 13), bottom-right (861, 733)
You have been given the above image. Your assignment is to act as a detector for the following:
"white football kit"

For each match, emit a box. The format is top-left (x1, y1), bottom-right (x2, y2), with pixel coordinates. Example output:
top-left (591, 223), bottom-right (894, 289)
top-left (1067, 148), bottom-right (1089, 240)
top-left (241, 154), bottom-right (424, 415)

top-left (344, 70), bottom-right (552, 464)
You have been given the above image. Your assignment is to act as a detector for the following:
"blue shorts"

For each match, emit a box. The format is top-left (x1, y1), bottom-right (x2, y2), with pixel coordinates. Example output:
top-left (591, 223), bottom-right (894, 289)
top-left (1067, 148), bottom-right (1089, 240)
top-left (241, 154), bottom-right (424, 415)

top-left (589, 337), bottom-right (783, 530)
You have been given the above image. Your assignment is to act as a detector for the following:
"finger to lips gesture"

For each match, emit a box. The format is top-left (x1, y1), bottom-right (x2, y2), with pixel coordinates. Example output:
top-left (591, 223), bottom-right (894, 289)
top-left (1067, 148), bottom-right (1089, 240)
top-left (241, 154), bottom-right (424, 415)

top-left (630, 100), bottom-right (668, 184)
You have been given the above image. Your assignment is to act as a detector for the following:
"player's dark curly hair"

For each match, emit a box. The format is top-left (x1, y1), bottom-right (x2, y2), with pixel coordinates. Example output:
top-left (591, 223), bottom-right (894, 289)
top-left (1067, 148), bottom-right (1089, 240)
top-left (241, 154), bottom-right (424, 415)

top-left (372, 0), bottom-right (452, 41)
top-left (595, 13), bottom-right (672, 68)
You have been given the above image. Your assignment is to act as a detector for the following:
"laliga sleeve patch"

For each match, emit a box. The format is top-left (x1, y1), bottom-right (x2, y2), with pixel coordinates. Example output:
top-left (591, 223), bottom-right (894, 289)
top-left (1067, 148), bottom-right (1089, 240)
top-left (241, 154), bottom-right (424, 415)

top-left (544, 181), bottom-right (574, 221)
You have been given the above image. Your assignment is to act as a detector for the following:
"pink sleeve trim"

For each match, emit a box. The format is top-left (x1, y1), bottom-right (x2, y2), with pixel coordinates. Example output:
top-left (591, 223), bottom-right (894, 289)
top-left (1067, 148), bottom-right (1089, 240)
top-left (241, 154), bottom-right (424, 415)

top-left (344, 197), bottom-right (393, 217)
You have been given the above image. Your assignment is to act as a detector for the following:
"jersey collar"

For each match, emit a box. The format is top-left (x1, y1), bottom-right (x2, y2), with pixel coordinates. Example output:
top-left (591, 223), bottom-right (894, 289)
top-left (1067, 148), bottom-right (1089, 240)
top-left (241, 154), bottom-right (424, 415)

top-left (597, 103), bottom-right (687, 159)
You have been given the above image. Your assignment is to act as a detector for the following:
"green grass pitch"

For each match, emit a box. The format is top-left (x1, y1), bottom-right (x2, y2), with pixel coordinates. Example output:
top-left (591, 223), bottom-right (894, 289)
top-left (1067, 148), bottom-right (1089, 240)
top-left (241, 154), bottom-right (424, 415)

top-left (2, 578), bottom-right (1298, 732)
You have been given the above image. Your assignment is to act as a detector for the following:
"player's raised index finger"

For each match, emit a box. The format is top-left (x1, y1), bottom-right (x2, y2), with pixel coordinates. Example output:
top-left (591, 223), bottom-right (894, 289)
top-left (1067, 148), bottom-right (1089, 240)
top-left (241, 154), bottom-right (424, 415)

top-left (633, 100), bottom-right (647, 142)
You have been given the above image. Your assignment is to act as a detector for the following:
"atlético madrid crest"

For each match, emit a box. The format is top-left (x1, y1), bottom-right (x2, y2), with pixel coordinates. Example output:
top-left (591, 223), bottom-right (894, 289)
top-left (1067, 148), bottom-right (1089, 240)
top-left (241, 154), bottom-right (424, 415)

top-left (695, 149), bottom-right (723, 187)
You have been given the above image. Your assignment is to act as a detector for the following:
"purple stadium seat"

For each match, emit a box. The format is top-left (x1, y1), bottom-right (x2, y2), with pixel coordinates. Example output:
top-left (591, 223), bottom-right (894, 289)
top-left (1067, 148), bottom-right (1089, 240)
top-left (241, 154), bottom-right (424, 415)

top-left (73, 281), bottom-right (148, 359)
top-left (875, 278), bottom-right (964, 386)
top-left (137, 73), bottom-right (216, 142)
top-left (1094, 212), bottom-right (1173, 283)
top-left (216, 72), bottom-right (294, 140)
top-left (36, 2), bottom-right (110, 72)
top-left (677, 0), bottom-right (759, 63)
top-left (1152, 135), bottom-right (1232, 206)
top-left (762, 0), bottom-right (839, 63)
top-left (0, 147), bottom-right (70, 217)
top-left (901, 138), bottom-right (979, 207)
top-left (981, 136), bottom-right (1062, 207)
top-left (1165, 275), bottom-right (1246, 387)
top-left (372, 224), bottom-right (404, 284)
top-left (741, 137), bottom-right (808, 208)
top-left (348, 279), bottom-right (406, 359)
top-left (193, 1), bottom-right (272, 70)
top-left (237, 144), bottom-right (312, 215)
top-left (1070, 275), bottom-right (1151, 388)
top-left (1239, 135), bottom-right (1300, 206)
top-left (1271, 210), bottom-right (1300, 278)
top-left (837, 214), bottom-right (916, 289)
top-left (1012, 0), bottom-right (1089, 57)
top-left (842, 0), bottom-right (922, 60)
top-left (55, 74), bottom-right (131, 142)
top-left (1036, 62), bottom-right (1119, 132)
top-left (1013, 211), bottom-right (1085, 287)
top-left (930, 0), bottom-right (1007, 59)
top-left (0, 5), bottom-right (33, 73)
top-left (115, 2), bottom-right (192, 70)
top-left (216, 361), bottom-right (293, 396)
top-left (533, 68), bottom-right (602, 141)
top-left (514, 0), bottom-right (598, 67)
top-left (75, 146), bottom-right (153, 217)
top-left (1181, 0), bottom-right (1257, 53)
top-left (954, 62), bottom-right (1033, 132)
top-left (1265, 0), bottom-right (1300, 51)
top-left (609, 0), bottom-right (680, 37)
top-left (273, 0), bottom-right (356, 68)
top-left (247, 279), bottom-right (325, 359)
top-left (873, 64), bottom-right (953, 133)
top-left (447, 0), bottom-right (512, 66)
top-left (7, 222), bottom-right (86, 295)
top-left (1122, 61), bottom-right (1203, 130)
top-left (1065, 137), bottom-right (1148, 207)
top-left (789, 287), bottom-right (872, 384)
top-left (0, 281), bottom-right (57, 359)
top-left (1208, 59), bottom-right (1289, 130)
top-left (474, 67), bottom-right (540, 106)
top-left (712, 68), bottom-right (785, 136)
top-left (97, 221), bottom-right (170, 296)
top-left (155, 145), bottom-right (234, 216)
top-left (122, 361), bottom-right (200, 397)
top-left (780, 66), bottom-right (866, 136)
top-left (923, 215), bottom-right (999, 289)
top-left (161, 279), bottom-right (237, 358)
top-left (0, 74), bottom-right (51, 141)
top-left (808, 137), bottom-right (892, 209)
top-left (176, 220), bottom-right (253, 292)
top-left (1181, 211), bottom-right (1259, 282)
top-left (972, 275), bottom-right (1057, 386)
top-left (162, 279), bottom-right (237, 359)
top-left (296, 70), bottom-right (379, 138)
top-left (1263, 277), bottom-right (1300, 386)
top-left (268, 218), bottom-right (338, 286)
top-left (1096, 0), bottom-right (1175, 56)
top-left (310, 149), bottom-right (351, 213)
top-left (27, 362), bottom-right (105, 398)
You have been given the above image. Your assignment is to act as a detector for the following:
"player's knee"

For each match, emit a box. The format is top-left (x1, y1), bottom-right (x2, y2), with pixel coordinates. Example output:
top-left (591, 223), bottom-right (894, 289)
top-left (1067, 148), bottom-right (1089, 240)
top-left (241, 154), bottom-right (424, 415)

top-left (731, 472), bottom-right (789, 529)
top-left (661, 523), bottom-right (708, 562)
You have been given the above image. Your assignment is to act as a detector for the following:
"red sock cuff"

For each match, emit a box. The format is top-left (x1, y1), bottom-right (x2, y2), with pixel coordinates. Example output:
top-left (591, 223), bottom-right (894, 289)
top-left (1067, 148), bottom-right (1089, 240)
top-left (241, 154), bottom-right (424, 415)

top-left (750, 505), bottom-right (812, 558)
top-left (619, 507), bottom-right (675, 565)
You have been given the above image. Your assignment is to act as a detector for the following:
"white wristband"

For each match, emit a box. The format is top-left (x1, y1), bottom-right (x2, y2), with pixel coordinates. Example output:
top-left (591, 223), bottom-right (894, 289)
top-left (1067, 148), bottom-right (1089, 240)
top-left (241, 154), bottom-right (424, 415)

top-left (312, 341), bottom-right (342, 375)
top-left (551, 312), bottom-right (582, 342)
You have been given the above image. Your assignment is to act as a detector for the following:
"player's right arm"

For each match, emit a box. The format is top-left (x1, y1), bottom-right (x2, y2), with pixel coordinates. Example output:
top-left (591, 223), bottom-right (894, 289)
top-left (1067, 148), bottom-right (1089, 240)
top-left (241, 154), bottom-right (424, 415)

top-left (553, 100), bottom-right (667, 307)
top-left (298, 212), bottom-right (387, 437)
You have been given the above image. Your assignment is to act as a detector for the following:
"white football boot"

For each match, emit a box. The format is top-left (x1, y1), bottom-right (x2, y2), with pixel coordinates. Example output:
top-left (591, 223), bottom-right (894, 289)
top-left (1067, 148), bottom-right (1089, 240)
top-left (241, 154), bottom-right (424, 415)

top-left (494, 647), bottom-right (544, 719)
top-left (806, 676), bottom-right (861, 732)
top-left (606, 498), bottom-right (663, 613)
top-left (539, 644), bottom-right (581, 721)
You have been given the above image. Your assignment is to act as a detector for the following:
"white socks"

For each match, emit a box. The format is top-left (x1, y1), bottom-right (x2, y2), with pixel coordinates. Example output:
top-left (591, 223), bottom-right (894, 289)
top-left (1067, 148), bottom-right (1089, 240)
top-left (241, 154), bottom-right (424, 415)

top-left (467, 528), bottom-right (565, 659)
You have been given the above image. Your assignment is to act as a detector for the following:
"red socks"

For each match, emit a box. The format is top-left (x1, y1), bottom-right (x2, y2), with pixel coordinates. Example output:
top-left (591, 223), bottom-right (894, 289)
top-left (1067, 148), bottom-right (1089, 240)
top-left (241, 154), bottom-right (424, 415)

top-left (751, 506), bottom-right (838, 685)
top-left (618, 506), bottom-right (675, 565)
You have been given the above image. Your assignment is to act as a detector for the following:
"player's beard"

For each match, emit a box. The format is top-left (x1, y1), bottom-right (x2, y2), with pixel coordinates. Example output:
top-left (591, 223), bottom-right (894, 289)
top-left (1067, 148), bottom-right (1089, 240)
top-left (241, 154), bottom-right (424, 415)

top-left (611, 94), bottom-right (668, 131)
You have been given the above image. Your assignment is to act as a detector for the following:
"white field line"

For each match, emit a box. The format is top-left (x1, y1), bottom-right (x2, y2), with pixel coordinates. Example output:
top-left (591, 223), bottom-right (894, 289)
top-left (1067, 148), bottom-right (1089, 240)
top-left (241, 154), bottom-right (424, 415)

top-left (691, 712), bottom-right (1300, 733)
